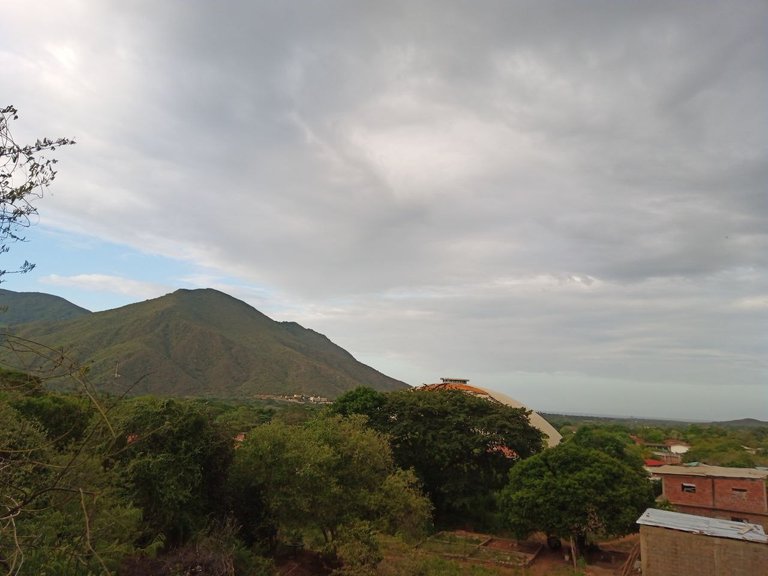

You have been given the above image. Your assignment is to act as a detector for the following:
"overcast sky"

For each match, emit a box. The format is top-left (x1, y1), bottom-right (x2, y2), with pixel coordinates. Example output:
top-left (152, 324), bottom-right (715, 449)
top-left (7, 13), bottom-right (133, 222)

top-left (2, 0), bottom-right (766, 420)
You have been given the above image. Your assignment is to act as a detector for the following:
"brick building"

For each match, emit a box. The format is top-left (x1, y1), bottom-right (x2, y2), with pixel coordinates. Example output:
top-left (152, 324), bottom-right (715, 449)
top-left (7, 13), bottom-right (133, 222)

top-left (637, 508), bottom-right (768, 576)
top-left (653, 464), bottom-right (768, 529)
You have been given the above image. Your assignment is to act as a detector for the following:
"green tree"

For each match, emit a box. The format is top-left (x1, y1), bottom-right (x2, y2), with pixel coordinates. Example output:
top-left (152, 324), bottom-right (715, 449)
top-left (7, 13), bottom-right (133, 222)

top-left (640, 428), bottom-right (666, 444)
top-left (0, 398), bottom-right (141, 575)
top-left (499, 442), bottom-right (655, 551)
top-left (15, 454), bottom-right (142, 575)
top-left (340, 389), bottom-right (544, 524)
top-left (0, 105), bottom-right (74, 280)
top-left (331, 386), bottom-right (388, 427)
top-left (0, 403), bottom-right (52, 522)
top-left (108, 397), bottom-right (234, 546)
top-left (570, 426), bottom-right (644, 468)
top-left (11, 393), bottom-right (94, 449)
top-left (229, 414), bottom-right (431, 550)
top-left (215, 402), bottom-right (275, 436)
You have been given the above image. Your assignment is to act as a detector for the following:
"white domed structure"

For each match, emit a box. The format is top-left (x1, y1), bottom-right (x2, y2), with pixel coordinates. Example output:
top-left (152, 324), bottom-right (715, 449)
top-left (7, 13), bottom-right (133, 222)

top-left (418, 378), bottom-right (562, 447)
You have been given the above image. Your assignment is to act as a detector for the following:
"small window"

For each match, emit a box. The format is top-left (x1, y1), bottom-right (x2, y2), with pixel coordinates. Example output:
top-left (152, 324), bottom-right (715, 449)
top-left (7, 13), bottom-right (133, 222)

top-left (681, 483), bottom-right (696, 493)
top-left (732, 487), bottom-right (747, 493)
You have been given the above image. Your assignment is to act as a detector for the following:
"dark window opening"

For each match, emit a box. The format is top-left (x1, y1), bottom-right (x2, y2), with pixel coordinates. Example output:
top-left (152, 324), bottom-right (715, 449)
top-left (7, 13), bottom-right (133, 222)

top-left (681, 483), bottom-right (696, 493)
top-left (732, 487), bottom-right (748, 499)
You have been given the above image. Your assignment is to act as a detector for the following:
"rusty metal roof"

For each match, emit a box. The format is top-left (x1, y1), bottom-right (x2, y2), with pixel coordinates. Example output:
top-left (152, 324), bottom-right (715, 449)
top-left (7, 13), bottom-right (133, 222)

top-left (637, 509), bottom-right (768, 544)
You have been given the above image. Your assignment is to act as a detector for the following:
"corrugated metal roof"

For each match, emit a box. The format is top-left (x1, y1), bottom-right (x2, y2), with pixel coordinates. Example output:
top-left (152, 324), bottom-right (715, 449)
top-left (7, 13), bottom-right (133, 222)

top-left (651, 464), bottom-right (768, 479)
top-left (637, 509), bottom-right (768, 544)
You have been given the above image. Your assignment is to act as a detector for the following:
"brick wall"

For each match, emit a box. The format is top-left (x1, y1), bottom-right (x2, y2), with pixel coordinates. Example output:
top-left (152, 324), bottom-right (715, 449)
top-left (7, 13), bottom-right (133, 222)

top-left (663, 474), bottom-right (768, 514)
top-left (662, 475), bottom-right (714, 508)
top-left (640, 525), bottom-right (768, 576)
top-left (713, 477), bottom-right (768, 515)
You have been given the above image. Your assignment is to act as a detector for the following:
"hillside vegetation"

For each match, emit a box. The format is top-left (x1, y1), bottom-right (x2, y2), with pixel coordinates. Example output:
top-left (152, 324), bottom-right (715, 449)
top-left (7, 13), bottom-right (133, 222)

top-left (1, 288), bottom-right (407, 398)
top-left (0, 288), bottom-right (90, 325)
top-left (1, 375), bottom-right (659, 575)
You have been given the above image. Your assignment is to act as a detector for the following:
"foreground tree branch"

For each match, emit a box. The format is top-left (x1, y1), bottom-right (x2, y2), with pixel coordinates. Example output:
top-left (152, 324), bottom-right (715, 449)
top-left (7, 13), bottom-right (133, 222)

top-left (0, 105), bottom-right (74, 280)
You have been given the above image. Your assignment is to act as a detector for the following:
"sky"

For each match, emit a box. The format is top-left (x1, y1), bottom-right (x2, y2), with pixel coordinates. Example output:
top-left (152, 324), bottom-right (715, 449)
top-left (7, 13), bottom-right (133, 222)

top-left (1, 0), bottom-right (766, 421)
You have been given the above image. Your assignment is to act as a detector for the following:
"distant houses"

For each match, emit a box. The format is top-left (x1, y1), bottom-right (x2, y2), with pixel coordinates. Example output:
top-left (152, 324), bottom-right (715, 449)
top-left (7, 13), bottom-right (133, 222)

top-left (631, 435), bottom-right (690, 465)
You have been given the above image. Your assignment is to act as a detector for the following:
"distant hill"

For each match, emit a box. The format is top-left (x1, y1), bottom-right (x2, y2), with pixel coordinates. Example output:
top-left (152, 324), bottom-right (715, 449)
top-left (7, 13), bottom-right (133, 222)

top-left (3, 288), bottom-right (408, 398)
top-left (541, 413), bottom-right (768, 429)
top-left (0, 289), bottom-right (91, 325)
top-left (713, 418), bottom-right (768, 428)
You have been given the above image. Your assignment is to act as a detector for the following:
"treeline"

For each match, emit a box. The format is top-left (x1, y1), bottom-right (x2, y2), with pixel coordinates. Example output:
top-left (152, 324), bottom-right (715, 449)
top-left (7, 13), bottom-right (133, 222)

top-left (679, 425), bottom-right (768, 467)
top-left (552, 416), bottom-right (768, 467)
top-left (1, 372), bottom-right (659, 575)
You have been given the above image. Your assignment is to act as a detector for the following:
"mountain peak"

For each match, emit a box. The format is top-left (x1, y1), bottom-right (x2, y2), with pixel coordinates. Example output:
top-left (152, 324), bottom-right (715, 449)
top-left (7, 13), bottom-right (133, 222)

top-left (0, 288), bottom-right (91, 325)
top-left (5, 288), bottom-right (408, 398)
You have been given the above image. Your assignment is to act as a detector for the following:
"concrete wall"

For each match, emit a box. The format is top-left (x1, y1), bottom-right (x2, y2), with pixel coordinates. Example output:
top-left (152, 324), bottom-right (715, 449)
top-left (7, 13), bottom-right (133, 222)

top-left (640, 525), bottom-right (768, 576)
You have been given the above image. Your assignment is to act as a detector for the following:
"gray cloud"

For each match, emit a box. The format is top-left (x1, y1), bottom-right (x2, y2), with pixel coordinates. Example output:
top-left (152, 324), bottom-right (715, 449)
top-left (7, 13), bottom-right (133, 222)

top-left (2, 0), bottom-right (766, 418)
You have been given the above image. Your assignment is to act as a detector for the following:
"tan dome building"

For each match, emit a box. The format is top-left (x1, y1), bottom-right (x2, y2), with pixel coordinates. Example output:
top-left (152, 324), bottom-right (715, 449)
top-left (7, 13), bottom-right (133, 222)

top-left (418, 378), bottom-right (562, 448)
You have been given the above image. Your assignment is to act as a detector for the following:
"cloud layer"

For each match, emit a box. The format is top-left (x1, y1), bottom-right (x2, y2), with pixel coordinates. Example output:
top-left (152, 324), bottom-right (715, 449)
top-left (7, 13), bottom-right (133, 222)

top-left (2, 0), bottom-right (766, 419)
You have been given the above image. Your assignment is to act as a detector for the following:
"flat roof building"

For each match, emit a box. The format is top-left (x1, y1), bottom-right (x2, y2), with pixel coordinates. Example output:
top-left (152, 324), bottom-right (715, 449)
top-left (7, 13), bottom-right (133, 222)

top-left (652, 464), bottom-right (768, 530)
top-left (637, 508), bottom-right (768, 576)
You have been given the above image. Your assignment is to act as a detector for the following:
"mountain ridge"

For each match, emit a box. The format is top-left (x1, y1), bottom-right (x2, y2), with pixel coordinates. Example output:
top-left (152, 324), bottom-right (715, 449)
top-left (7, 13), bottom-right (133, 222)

top-left (0, 288), bottom-right (91, 325)
top-left (1, 288), bottom-right (408, 398)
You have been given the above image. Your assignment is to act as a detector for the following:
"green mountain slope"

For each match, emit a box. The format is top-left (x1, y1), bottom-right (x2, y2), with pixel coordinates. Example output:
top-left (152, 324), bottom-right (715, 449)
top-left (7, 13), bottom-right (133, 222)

top-left (0, 289), bottom-right (91, 325)
top-left (4, 288), bottom-right (408, 398)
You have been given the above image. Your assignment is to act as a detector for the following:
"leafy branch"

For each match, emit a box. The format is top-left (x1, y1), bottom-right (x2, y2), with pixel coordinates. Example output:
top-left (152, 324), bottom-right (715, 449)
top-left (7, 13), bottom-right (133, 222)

top-left (0, 105), bottom-right (74, 280)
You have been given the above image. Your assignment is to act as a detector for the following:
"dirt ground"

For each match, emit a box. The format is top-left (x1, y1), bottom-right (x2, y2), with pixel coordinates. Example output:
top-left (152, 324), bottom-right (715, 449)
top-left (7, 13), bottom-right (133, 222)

top-left (275, 532), bottom-right (641, 576)
top-left (424, 532), bottom-right (640, 576)
top-left (524, 534), bottom-right (639, 576)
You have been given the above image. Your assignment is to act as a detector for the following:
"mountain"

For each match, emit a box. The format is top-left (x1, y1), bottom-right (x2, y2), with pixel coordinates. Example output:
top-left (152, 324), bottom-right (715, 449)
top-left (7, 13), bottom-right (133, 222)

top-left (0, 288), bottom-right (91, 325)
top-left (4, 288), bottom-right (408, 398)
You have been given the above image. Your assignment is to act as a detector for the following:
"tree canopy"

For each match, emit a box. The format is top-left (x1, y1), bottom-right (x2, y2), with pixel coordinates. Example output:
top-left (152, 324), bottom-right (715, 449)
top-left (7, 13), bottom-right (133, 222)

top-left (0, 382), bottom-right (141, 574)
top-left (108, 397), bottom-right (234, 546)
top-left (229, 414), bottom-right (431, 549)
top-left (499, 442), bottom-right (655, 549)
top-left (569, 425), bottom-right (644, 469)
top-left (333, 387), bottom-right (544, 524)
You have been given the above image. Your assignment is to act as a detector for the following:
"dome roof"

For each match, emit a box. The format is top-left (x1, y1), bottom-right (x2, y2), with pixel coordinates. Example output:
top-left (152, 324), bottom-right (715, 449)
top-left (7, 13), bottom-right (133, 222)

top-left (419, 379), bottom-right (562, 447)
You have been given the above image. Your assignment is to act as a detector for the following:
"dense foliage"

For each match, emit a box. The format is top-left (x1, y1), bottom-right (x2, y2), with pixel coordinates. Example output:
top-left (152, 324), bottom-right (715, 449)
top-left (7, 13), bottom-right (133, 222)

top-left (229, 415), bottom-right (431, 550)
top-left (333, 387), bottom-right (544, 525)
top-left (0, 376), bottom-right (436, 575)
top-left (499, 442), bottom-right (655, 549)
top-left (108, 397), bottom-right (235, 546)
top-left (0, 371), bottom-right (142, 575)
top-left (681, 425), bottom-right (768, 467)
top-left (552, 415), bottom-right (768, 467)
top-left (2, 366), bottom-right (763, 574)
